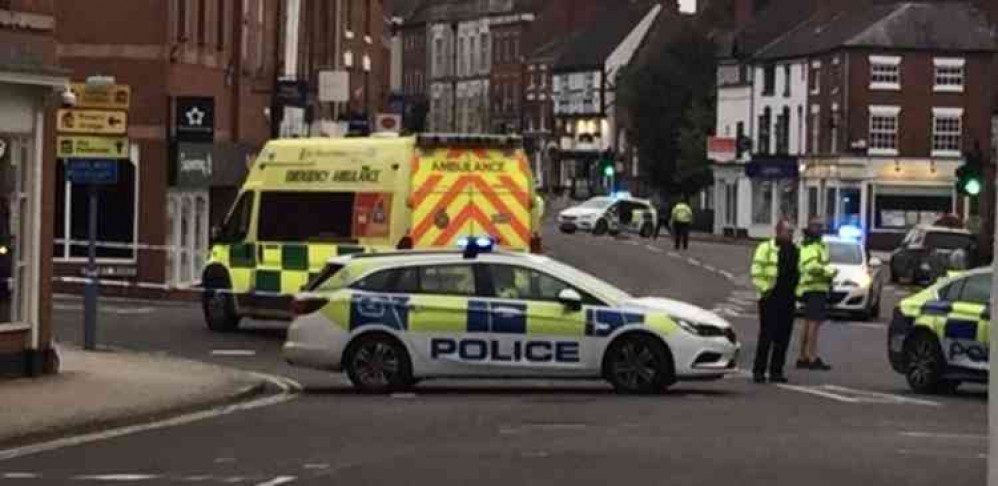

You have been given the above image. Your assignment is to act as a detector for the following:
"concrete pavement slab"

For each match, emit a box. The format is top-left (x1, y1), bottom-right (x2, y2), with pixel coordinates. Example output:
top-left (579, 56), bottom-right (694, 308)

top-left (0, 344), bottom-right (267, 448)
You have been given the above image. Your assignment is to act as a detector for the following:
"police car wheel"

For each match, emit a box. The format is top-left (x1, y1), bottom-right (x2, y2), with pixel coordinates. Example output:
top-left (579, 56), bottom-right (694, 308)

top-left (593, 219), bottom-right (609, 236)
top-left (344, 335), bottom-right (413, 393)
top-left (904, 333), bottom-right (947, 394)
top-left (604, 335), bottom-right (674, 394)
top-left (640, 224), bottom-right (653, 239)
top-left (203, 288), bottom-right (240, 333)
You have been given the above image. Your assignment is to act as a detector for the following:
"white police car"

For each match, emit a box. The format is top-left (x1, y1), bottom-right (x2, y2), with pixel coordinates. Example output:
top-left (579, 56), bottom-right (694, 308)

top-left (825, 232), bottom-right (885, 321)
top-left (558, 195), bottom-right (658, 238)
top-left (283, 238), bottom-right (740, 394)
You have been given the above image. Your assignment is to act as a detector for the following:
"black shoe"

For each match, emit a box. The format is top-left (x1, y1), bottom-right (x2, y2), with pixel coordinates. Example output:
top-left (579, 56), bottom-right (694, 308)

top-left (752, 373), bottom-right (766, 383)
top-left (810, 358), bottom-right (832, 371)
top-left (795, 359), bottom-right (811, 369)
top-left (769, 375), bottom-right (789, 384)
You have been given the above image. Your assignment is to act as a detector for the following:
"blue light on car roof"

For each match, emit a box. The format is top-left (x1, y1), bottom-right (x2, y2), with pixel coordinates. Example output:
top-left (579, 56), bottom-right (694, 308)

top-left (838, 225), bottom-right (863, 241)
top-left (458, 235), bottom-right (495, 258)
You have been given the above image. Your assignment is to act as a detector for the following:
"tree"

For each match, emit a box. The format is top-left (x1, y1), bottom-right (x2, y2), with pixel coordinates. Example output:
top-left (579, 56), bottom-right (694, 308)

top-left (618, 21), bottom-right (717, 197)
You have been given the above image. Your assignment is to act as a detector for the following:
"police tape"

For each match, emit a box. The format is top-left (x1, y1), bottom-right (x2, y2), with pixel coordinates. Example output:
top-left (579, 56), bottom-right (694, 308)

top-left (51, 276), bottom-right (287, 299)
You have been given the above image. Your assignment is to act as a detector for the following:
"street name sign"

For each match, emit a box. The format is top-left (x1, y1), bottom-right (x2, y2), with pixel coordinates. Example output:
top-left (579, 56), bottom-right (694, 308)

top-left (65, 159), bottom-right (119, 185)
top-left (69, 83), bottom-right (132, 110)
top-left (58, 136), bottom-right (129, 159)
top-left (57, 109), bottom-right (128, 135)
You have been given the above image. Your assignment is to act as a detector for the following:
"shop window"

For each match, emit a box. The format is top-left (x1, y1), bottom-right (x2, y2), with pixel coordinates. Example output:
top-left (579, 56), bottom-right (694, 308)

top-left (752, 181), bottom-right (773, 225)
top-left (868, 106), bottom-right (900, 155)
top-left (874, 191), bottom-right (951, 231)
top-left (779, 180), bottom-right (798, 225)
top-left (932, 109), bottom-right (963, 157)
top-left (838, 187), bottom-right (861, 229)
top-left (934, 58), bottom-right (965, 93)
top-left (54, 159), bottom-right (138, 261)
top-left (869, 55), bottom-right (901, 90)
top-left (257, 192), bottom-right (354, 242)
top-left (807, 187), bottom-right (819, 219)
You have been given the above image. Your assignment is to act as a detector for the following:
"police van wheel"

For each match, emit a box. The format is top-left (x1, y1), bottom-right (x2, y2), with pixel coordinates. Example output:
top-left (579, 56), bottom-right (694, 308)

top-left (904, 333), bottom-right (947, 394)
top-left (604, 334), bottom-right (674, 394)
top-left (203, 287), bottom-right (240, 333)
top-left (593, 219), bottom-right (609, 236)
top-left (344, 334), bottom-right (413, 394)
top-left (640, 224), bottom-right (654, 239)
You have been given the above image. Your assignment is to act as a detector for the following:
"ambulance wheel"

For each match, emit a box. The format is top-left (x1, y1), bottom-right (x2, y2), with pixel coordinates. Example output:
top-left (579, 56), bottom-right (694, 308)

top-left (344, 334), bottom-right (413, 394)
top-left (604, 334), bottom-right (675, 394)
top-left (904, 332), bottom-right (949, 394)
top-left (640, 224), bottom-right (654, 239)
top-left (593, 219), bottom-right (609, 236)
top-left (202, 276), bottom-right (241, 333)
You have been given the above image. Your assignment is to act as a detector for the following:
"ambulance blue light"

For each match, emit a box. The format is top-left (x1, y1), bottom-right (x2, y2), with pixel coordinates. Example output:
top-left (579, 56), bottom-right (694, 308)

top-left (838, 225), bottom-right (863, 241)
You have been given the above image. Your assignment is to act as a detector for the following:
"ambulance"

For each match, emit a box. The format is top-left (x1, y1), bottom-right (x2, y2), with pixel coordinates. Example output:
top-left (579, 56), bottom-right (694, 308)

top-left (201, 134), bottom-right (542, 332)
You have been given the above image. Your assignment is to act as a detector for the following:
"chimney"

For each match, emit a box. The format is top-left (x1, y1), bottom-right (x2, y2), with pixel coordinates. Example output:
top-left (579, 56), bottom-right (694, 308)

top-left (735, 0), bottom-right (754, 28)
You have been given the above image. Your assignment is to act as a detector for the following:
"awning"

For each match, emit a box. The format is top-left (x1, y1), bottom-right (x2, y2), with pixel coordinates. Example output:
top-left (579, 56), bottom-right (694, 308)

top-left (745, 156), bottom-right (799, 179)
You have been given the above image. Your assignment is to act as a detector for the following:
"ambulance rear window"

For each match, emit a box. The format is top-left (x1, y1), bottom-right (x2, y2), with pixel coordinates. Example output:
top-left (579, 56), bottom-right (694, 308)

top-left (305, 263), bottom-right (346, 291)
top-left (258, 192), bottom-right (354, 242)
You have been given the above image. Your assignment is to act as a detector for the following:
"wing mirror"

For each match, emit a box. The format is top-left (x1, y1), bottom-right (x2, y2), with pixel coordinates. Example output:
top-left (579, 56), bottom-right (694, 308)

top-left (558, 288), bottom-right (583, 312)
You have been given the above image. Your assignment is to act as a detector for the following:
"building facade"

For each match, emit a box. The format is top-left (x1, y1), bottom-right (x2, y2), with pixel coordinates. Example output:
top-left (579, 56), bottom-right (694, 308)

top-left (0, 0), bottom-right (66, 376)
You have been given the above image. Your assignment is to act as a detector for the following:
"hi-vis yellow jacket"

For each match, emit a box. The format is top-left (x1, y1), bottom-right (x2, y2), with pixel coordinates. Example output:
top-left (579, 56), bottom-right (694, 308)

top-left (797, 240), bottom-right (837, 297)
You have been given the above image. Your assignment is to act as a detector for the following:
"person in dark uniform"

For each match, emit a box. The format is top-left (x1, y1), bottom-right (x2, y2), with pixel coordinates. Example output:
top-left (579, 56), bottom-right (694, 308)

top-left (750, 220), bottom-right (800, 383)
top-left (653, 198), bottom-right (671, 240)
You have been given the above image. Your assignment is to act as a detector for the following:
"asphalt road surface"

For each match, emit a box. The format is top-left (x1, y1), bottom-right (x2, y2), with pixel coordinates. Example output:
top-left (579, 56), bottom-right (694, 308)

top-left (1, 224), bottom-right (985, 485)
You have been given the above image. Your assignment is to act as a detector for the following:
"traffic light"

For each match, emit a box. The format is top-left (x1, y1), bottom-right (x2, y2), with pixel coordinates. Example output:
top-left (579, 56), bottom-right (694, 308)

top-left (599, 152), bottom-right (615, 178)
top-left (957, 150), bottom-right (983, 197)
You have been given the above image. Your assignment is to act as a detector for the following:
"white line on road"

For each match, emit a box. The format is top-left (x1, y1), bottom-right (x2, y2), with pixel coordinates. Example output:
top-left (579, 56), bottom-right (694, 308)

top-left (644, 245), bottom-right (663, 253)
top-left (847, 323), bottom-right (886, 330)
top-left (210, 350), bottom-right (258, 357)
top-left (821, 385), bottom-right (942, 407)
top-left (718, 270), bottom-right (735, 280)
top-left (53, 304), bottom-right (154, 315)
top-left (775, 384), bottom-right (862, 403)
top-left (2, 472), bottom-right (40, 479)
top-left (687, 258), bottom-right (702, 267)
top-left (256, 476), bottom-right (297, 486)
top-left (73, 474), bottom-right (160, 481)
top-left (0, 372), bottom-right (302, 462)
top-left (900, 431), bottom-right (987, 441)
top-left (703, 265), bottom-right (717, 272)
top-left (897, 449), bottom-right (986, 460)
top-left (667, 251), bottom-right (680, 258)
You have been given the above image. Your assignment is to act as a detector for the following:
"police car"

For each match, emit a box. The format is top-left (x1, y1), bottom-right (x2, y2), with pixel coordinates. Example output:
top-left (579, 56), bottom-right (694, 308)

top-left (283, 238), bottom-right (740, 394)
top-left (888, 267), bottom-right (990, 394)
top-left (557, 195), bottom-right (657, 238)
top-left (824, 233), bottom-right (885, 321)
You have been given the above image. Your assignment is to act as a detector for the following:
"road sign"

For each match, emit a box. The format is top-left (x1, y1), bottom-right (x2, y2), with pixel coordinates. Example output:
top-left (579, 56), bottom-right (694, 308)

top-left (70, 83), bottom-right (131, 110)
top-left (58, 136), bottom-right (129, 159)
top-left (57, 109), bottom-right (128, 135)
top-left (65, 159), bottom-right (119, 185)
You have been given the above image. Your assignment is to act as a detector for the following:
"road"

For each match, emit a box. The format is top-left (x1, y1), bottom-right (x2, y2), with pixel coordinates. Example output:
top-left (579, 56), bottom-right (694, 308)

top-left (0, 224), bottom-right (986, 485)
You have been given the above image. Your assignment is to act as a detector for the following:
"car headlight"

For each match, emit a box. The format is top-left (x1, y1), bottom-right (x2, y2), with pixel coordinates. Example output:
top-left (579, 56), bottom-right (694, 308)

top-left (840, 274), bottom-right (872, 289)
top-left (676, 319), bottom-right (726, 337)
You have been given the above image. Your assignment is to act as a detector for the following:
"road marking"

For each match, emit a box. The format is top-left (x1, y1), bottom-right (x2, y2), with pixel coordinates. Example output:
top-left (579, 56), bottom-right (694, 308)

top-left (214, 457), bottom-right (236, 463)
top-left (687, 258), bottom-right (702, 267)
top-left (718, 270), bottom-right (735, 280)
top-left (897, 449), bottom-right (986, 460)
top-left (0, 372), bottom-right (302, 462)
top-left (775, 384), bottom-right (861, 403)
top-left (848, 323), bottom-right (886, 330)
top-left (821, 385), bottom-right (942, 407)
top-left (302, 464), bottom-right (330, 470)
top-left (53, 304), bottom-right (154, 315)
top-left (644, 245), bottom-right (663, 253)
top-left (900, 431), bottom-right (987, 441)
top-left (390, 392), bottom-right (417, 399)
top-left (703, 265), bottom-right (717, 272)
top-left (210, 350), bottom-right (257, 357)
top-left (2, 472), bottom-right (40, 479)
top-left (256, 476), bottom-right (296, 486)
top-left (73, 474), bottom-right (160, 481)
top-left (625, 240), bottom-right (640, 246)
top-left (776, 384), bottom-right (941, 406)
top-left (667, 251), bottom-right (680, 258)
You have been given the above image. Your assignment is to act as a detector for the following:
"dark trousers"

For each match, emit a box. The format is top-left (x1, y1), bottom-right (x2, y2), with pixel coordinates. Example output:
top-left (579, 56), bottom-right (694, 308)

top-left (673, 222), bottom-right (690, 250)
top-left (654, 220), bottom-right (669, 239)
top-left (753, 294), bottom-right (796, 377)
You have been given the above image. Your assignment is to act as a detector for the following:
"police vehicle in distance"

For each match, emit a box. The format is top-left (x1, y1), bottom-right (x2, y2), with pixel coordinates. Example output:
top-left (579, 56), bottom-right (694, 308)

top-left (824, 231), bottom-right (885, 321)
top-left (283, 238), bottom-right (740, 394)
top-left (557, 194), bottom-right (657, 238)
top-left (888, 267), bottom-right (990, 394)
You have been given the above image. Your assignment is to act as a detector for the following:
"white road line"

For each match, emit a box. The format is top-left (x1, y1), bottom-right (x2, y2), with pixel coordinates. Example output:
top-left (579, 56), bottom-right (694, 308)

top-left (703, 265), bottom-right (717, 273)
top-left (667, 251), bottom-right (680, 258)
top-left (718, 270), bottom-right (735, 280)
top-left (0, 372), bottom-right (302, 462)
top-left (210, 350), bottom-right (258, 357)
top-left (687, 258), bottom-right (702, 267)
top-left (821, 385), bottom-right (942, 407)
top-left (897, 449), bottom-right (986, 460)
top-left (302, 464), bottom-right (330, 470)
top-left (2, 472), bottom-right (40, 479)
top-left (256, 476), bottom-right (296, 486)
top-left (775, 384), bottom-right (862, 403)
top-left (900, 431), bottom-right (987, 441)
top-left (644, 245), bottom-right (663, 253)
top-left (848, 323), bottom-right (886, 330)
top-left (73, 474), bottom-right (160, 481)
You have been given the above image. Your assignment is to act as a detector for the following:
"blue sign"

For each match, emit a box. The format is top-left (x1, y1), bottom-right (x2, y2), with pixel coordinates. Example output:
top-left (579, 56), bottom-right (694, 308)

top-left (65, 159), bottom-right (118, 185)
top-left (745, 156), bottom-right (799, 179)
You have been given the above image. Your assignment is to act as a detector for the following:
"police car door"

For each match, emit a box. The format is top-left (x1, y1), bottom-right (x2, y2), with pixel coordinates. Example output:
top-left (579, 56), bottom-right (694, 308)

top-left (477, 264), bottom-right (590, 376)
top-left (945, 272), bottom-right (991, 371)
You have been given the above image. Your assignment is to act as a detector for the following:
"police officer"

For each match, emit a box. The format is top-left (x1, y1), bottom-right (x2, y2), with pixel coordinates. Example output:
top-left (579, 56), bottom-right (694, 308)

top-left (670, 198), bottom-right (693, 250)
top-left (796, 218), bottom-right (837, 371)
top-left (654, 197), bottom-right (670, 240)
top-left (750, 220), bottom-right (799, 383)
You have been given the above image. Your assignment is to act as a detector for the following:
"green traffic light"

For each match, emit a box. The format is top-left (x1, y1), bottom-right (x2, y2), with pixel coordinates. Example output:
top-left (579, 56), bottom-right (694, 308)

top-left (603, 165), bottom-right (614, 177)
top-left (964, 179), bottom-right (982, 196)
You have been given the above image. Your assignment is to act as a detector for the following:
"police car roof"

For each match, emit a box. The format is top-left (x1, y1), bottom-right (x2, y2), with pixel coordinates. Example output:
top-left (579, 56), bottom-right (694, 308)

top-left (915, 224), bottom-right (971, 234)
top-left (325, 249), bottom-right (547, 266)
top-left (822, 235), bottom-right (861, 245)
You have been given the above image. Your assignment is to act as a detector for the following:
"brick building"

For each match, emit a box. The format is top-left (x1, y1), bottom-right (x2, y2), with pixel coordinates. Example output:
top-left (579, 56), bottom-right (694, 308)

top-left (0, 0), bottom-right (66, 376)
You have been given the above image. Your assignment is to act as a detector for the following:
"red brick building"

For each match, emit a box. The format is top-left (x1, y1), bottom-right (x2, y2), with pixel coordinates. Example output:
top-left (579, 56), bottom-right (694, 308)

top-left (0, 0), bottom-right (66, 376)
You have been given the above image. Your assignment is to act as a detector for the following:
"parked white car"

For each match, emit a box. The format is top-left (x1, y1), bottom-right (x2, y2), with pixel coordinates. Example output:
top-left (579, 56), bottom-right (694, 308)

top-left (825, 235), bottom-right (886, 321)
top-left (558, 196), bottom-right (658, 238)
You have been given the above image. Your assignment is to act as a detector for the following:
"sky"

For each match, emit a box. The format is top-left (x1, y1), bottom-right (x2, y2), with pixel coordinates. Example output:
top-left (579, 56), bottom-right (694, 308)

top-left (680, 0), bottom-right (696, 13)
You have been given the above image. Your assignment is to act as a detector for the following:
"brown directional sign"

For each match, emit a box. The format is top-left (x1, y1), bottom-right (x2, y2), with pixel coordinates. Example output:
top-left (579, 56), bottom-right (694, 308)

top-left (57, 136), bottom-right (130, 159)
top-left (69, 83), bottom-right (131, 110)
top-left (57, 109), bottom-right (128, 135)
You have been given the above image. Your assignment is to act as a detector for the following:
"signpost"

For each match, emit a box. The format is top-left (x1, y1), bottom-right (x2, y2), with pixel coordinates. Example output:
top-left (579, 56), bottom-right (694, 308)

top-left (60, 77), bottom-right (131, 351)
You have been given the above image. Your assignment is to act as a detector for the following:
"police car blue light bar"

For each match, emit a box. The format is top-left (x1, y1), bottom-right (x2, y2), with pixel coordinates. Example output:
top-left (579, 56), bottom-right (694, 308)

top-left (838, 225), bottom-right (863, 241)
top-left (458, 235), bottom-right (496, 257)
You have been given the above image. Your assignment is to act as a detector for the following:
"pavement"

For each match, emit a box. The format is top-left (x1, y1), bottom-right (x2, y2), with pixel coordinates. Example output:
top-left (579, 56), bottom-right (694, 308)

top-left (0, 220), bottom-right (985, 485)
top-left (0, 345), bottom-right (267, 449)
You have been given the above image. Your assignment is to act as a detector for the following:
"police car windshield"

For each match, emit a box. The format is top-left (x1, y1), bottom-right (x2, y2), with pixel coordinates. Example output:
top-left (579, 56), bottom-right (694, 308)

top-left (924, 232), bottom-right (973, 250)
top-left (541, 258), bottom-right (632, 304)
top-left (828, 242), bottom-right (863, 265)
top-left (579, 197), bottom-right (614, 210)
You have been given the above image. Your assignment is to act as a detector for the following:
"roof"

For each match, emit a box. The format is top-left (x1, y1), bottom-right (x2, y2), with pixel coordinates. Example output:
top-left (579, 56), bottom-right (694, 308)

top-left (755, 2), bottom-right (998, 61)
top-left (330, 249), bottom-right (546, 267)
top-left (722, 0), bottom-right (824, 59)
top-left (526, 37), bottom-right (570, 62)
top-left (553, 1), bottom-right (660, 72)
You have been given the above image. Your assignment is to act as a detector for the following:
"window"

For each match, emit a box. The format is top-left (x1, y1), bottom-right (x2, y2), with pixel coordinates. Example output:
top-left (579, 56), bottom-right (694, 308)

top-left (934, 58), bottom-right (965, 92)
top-left (217, 191), bottom-right (253, 242)
top-left (762, 66), bottom-right (776, 96)
top-left (480, 33), bottom-right (489, 71)
top-left (809, 62), bottom-right (821, 94)
top-left (434, 38), bottom-right (444, 76)
top-left (869, 55), bottom-right (901, 90)
top-left (752, 180), bottom-right (773, 225)
top-left (216, 0), bottom-right (226, 50)
top-left (419, 265), bottom-right (476, 296)
top-left (959, 273), bottom-right (991, 305)
top-left (725, 183), bottom-right (738, 226)
top-left (364, 0), bottom-right (371, 36)
top-left (932, 108), bottom-right (963, 156)
top-left (810, 106), bottom-right (820, 154)
top-left (54, 159), bottom-right (138, 260)
top-left (783, 65), bottom-right (791, 97)
top-left (353, 269), bottom-right (397, 293)
top-left (757, 107), bottom-right (772, 155)
top-left (776, 106), bottom-right (790, 154)
top-left (257, 192), bottom-right (353, 242)
top-left (940, 279), bottom-right (965, 302)
top-left (868, 106), bottom-right (900, 155)
top-left (177, 0), bottom-right (190, 41)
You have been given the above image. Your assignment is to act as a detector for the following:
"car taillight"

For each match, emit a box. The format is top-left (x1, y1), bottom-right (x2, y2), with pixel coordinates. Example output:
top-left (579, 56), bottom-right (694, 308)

top-left (530, 234), bottom-right (543, 254)
top-left (291, 296), bottom-right (329, 316)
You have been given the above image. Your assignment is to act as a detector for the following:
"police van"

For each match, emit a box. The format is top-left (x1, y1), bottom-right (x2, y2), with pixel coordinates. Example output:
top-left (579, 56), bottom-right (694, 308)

top-left (282, 239), bottom-right (740, 394)
top-left (888, 267), bottom-right (990, 394)
top-left (202, 135), bottom-right (542, 331)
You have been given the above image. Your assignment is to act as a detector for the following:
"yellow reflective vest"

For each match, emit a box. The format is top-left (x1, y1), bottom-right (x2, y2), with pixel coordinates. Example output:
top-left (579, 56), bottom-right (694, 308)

top-left (671, 203), bottom-right (693, 224)
top-left (751, 239), bottom-right (784, 297)
top-left (797, 240), bottom-right (837, 297)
